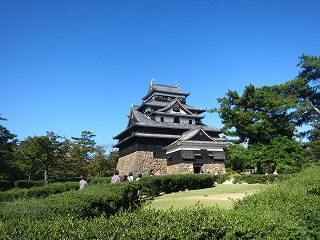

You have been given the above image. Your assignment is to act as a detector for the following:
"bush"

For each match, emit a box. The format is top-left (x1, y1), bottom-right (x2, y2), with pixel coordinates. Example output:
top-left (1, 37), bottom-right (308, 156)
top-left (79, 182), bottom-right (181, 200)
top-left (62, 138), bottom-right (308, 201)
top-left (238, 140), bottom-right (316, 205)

top-left (138, 174), bottom-right (215, 197)
top-left (89, 176), bottom-right (112, 185)
top-left (233, 173), bottom-right (292, 184)
top-left (213, 174), bottom-right (230, 184)
top-left (0, 182), bottom-right (79, 202)
top-left (0, 183), bottom-right (139, 220)
top-left (0, 180), bottom-right (15, 191)
top-left (49, 178), bottom-right (80, 183)
top-left (1, 168), bottom-right (320, 239)
top-left (15, 180), bottom-right (45, 188)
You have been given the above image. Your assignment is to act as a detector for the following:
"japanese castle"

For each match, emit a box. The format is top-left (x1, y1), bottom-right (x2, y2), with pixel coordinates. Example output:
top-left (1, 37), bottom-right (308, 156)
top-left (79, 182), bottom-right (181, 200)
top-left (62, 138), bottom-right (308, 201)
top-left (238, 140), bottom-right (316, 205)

top-left (113, 81), bottom-right (228, 175)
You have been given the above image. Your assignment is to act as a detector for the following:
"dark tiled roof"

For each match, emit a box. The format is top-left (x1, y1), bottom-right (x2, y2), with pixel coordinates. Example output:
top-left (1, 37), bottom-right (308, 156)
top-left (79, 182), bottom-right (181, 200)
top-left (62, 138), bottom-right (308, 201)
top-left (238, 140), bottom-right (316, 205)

top-left (178, 127), bottom-right (212, 141)
top-left (150, 84), bottom-right (181, 93)
top-left (113, 132), bottom-right (179, 147)
top-left (150, 111), bottom-right (204, 119)
top-left (113, 108), bottom-right (221, 139)
top-left (153, 99), bottom-right (194, 115)
top-left (142, 84), bottom-right (190, 100)
top-left (137, 100), bottom-right (207, 113)
top-left (163, 127), bottom-right (228, 150)
top-left (148, 99), bottom-right (203, 118)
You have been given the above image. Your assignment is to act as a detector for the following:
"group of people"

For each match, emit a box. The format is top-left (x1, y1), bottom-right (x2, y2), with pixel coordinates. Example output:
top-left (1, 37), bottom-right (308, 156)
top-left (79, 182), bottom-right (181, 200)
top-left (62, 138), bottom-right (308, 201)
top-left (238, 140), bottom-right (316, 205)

top-left (79, 168), bottom-right (162, 189)
top-left (111, 170), bottom-right (143, 184)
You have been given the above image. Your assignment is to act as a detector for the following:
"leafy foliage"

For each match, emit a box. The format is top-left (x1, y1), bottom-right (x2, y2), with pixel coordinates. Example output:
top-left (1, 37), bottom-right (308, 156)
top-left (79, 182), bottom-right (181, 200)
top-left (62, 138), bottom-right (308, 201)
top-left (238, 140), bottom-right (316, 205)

top-left (213, 84), bottom-right (297, 145)
top-left (0, 166), bottom-right (319, 239)
top-left (138, 174), bottom-right (215, 197)
top-left (0, 116), bottom-right (18, 179)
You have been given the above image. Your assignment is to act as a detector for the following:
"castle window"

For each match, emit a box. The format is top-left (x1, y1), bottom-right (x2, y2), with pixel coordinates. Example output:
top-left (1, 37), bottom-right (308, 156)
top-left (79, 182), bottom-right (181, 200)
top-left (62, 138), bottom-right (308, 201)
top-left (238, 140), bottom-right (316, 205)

top-left (161, 117), bottom-right (164, 122)
top-left (173, 104), bottom-right (180, 112)
top-left (189, 119), bottom-right (192, 124)
top-left (174, 117), bottom-right (180, 123)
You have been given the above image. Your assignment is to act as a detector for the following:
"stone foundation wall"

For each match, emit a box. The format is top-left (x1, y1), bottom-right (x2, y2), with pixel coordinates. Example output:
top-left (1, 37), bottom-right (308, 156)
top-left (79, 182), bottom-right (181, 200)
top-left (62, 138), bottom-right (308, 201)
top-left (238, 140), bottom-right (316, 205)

top-left (117, 151), bottom-right (226, 176)
top-left (167, 163), bottom-right (194, 174)
top-left (202, 162), bottom-right (226, 175)
top-left (117, 151), bottom-right (167, 176)
top-left (167, 162), bottom-right (226, 174)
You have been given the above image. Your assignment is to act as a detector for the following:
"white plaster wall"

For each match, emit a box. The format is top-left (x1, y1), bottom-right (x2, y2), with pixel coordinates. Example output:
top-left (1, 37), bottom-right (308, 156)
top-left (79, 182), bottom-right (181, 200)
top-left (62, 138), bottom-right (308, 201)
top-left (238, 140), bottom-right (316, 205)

top-left (154, 115), bottom-right (194, 124)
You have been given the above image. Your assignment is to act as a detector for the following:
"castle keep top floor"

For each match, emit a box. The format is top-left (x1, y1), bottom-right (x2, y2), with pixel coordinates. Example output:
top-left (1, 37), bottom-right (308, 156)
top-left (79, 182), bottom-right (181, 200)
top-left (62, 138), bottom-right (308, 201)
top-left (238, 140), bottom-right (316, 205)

top-left (137, 83), bottom-right (207, 124)
top-left (113, 82), bottom-right (223, 149)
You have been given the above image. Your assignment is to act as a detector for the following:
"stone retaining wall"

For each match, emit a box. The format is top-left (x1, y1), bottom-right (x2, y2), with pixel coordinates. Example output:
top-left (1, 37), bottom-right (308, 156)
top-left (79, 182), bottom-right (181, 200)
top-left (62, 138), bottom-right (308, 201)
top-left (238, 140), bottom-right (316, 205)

top-left (117, 151), bottom-right (226, 176)
top-left (117, 151), bottom-right (167, 176)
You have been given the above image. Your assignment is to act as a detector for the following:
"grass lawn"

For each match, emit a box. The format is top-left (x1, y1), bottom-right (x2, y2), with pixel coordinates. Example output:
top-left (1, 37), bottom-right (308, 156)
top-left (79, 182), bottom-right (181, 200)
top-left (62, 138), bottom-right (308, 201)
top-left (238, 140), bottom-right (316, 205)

top-left (143, 183), bottom-right (269, 210)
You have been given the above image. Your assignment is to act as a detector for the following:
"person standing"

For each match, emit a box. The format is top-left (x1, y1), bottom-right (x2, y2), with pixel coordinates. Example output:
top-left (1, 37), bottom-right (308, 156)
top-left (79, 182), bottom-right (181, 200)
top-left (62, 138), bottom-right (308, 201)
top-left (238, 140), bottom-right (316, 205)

top-left (128, 172), bottom-right (134, 181)
top-left (79, 175), bottom-right (88, 190)
top-left (111, 170), bottom-right (121, 184)
top-left (155, 169), bottom-right (162, 176)
top-left (136, 173), bottom-right (142, 181)
top-left (122, 175), bottom-right (129, 182)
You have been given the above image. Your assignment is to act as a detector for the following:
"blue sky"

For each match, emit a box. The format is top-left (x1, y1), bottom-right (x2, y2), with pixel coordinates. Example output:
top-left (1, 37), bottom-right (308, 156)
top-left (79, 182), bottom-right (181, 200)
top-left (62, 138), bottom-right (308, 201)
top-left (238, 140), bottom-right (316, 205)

top-left (1, 0), bottom-right (319, 147)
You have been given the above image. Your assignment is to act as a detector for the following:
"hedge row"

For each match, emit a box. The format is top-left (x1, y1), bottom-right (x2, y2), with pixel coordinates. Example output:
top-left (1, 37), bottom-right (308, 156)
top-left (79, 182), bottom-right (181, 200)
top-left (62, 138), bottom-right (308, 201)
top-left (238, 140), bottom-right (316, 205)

top-left (0, 178), bottom-right (83, 192)
top-left (0, 181), bottom-right (15, 191)
top-left (0, 174), bottom-right (216, 220)
top-left (233, 173), bottom-right (292, 184)
top-left (0, 182), bottom-right (79, 202)
top-left (0, 166), bottom-right (319, 239)
top-left (138, 174), bottom-right (215, 197)
top-left (0, 183), bottom-right (140, 220)
top-left (0, 180), bottom-right (42, 191)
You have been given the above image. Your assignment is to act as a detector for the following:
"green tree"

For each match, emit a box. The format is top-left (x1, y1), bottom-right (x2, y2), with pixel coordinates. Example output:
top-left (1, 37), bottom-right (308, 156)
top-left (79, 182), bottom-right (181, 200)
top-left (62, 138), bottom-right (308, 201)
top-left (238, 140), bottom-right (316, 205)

top-left (0, 116), bottom-right (18, 180)
top-left (248, 136), bottom-right (303, 173)
top-left (71, 131), bottom-right (96, 163)
top-left (13, 132), bottom-right (62, 184)
top-left (50, 137), bottom-right (78, 179)
top-left (225, 144), bottom-right (248, 172)
top-left (213, 84), bottom-right (296, 145)
top-left (106, 149), bottom-right (119, 176)
top-left (212, 55), bottom-right (320, 173)
top-left (87, 145), bottom-right (108, 177)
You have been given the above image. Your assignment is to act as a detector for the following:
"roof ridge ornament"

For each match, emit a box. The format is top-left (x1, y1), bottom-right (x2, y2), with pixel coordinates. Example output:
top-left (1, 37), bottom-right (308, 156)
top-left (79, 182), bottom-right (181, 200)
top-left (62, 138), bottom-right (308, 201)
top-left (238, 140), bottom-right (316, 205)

top-left (175, 81), bottom-right (180, 90)
top-left (150, 78), bottom-right (155, 86)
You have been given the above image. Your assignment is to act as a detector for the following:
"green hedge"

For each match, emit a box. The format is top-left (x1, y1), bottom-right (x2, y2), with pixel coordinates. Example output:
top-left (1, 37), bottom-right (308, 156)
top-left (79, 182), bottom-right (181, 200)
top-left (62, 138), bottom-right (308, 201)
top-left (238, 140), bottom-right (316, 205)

top-left (89, 176), bottom-right (112, 185)
top-left (233, 173), bottom-right (292, 184)
top-left (15, 180), bottom-right (45, 188)
top-left (0, 183), bottom-right (139, 220)
top-left (1, 168), bottom-right (319, 239)
top-left (0, 181), bottom-right (15, 191)
top-left (138, 174), bottom-right (215, 197)
top-left (0, 182), bottom-right (79, 202)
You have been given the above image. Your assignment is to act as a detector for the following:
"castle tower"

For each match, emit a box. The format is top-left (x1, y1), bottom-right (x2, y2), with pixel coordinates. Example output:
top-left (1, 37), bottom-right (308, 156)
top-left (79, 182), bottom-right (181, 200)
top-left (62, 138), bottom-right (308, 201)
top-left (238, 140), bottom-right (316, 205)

top-left (113, 82), bottom-right (228, 175)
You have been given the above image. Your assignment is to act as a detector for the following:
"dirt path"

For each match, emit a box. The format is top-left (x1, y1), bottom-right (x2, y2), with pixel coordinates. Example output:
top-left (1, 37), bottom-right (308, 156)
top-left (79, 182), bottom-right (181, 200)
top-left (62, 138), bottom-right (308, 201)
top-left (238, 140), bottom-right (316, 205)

top-left (186, 192), bottom-right (253, 201)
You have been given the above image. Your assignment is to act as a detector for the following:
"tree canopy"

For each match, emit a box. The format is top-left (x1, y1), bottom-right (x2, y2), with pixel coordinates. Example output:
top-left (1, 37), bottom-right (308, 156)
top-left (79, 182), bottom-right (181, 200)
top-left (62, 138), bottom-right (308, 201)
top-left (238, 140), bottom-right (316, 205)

top-left (213, 54), bottom-right (320, 173)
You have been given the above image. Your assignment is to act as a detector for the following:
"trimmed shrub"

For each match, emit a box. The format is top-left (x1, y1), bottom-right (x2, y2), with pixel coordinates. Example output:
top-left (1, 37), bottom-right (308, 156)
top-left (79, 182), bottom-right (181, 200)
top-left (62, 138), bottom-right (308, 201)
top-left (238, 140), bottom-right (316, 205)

top-left (0, 182), bottom-right (79, 202)
top-left (89, 176), bottom-right (112, 185)
top-left (15, 180), bottom-right (45, 188)
top-left (1, 168), bottom-right (319, 239)
top-left (0, 180), bottom-right (15, 191)
top-left (233, 173), bottom-right (292, 184)
top-left (49, 178), bottom-right (80, 183)
top-left (213, 173), bottom-right (230, 184)
top-left (0, 183), bottom-right (139, 220)
top-left (138, 174), bottom-right (215, 197)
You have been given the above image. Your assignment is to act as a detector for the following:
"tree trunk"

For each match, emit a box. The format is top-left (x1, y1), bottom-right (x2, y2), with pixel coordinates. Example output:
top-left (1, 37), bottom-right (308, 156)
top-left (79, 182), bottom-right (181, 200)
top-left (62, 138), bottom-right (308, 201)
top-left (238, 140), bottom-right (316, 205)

top-left (307, 99), bottom-right (320, 115)
top-left (256, 161), bottom-right (263, 174)
top-left (44, 169), bottom-right (48, 186)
